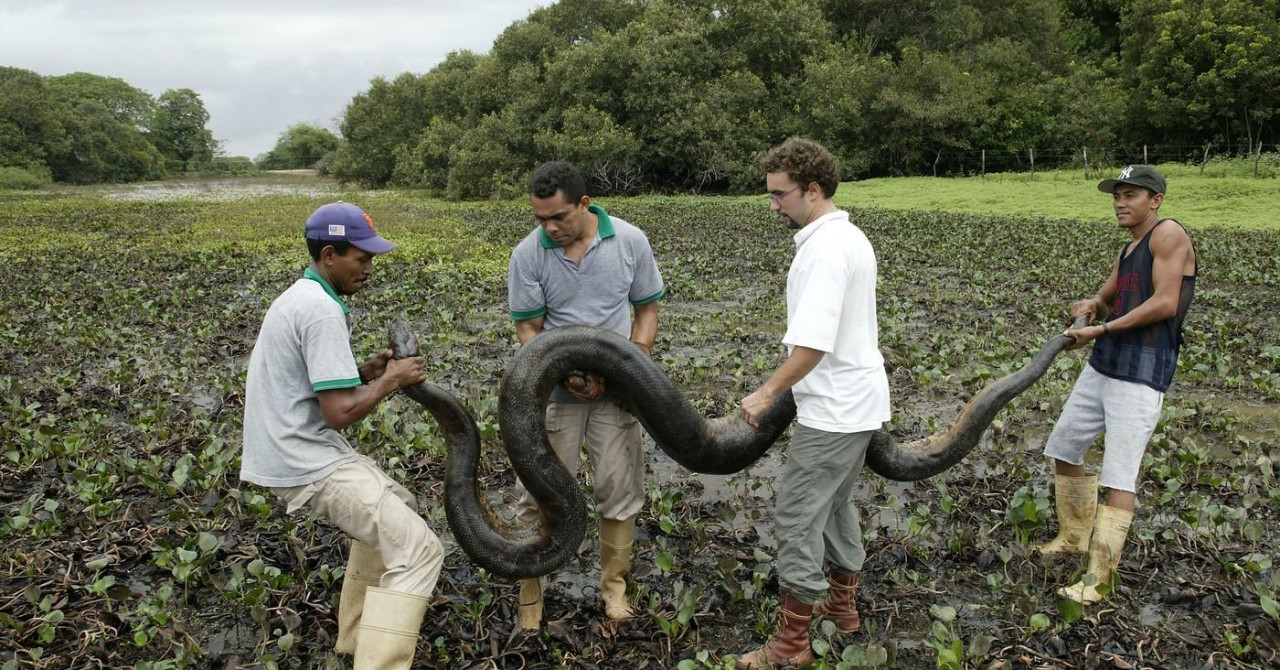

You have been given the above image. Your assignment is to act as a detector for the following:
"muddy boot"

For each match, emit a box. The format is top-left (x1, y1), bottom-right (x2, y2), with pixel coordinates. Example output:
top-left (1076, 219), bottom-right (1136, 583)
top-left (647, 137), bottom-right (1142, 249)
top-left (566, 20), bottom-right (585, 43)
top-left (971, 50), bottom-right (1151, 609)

top-left (1036, 474), bottom-right (1098, 555)
top-left (336, 541), bottom-right (386, 655)
top-left (353, 587), bottom-right (429, 670)
top-left (1058, 505), bottom-right (1133, 605)
top-left (814, 569), bottom-right (861, 633)
top-left (599, 516), bottom-right (636, 620)
top-left (517, 577), bottom-right (544, 631)
top-left (736, 590), bottom-right (815, 670)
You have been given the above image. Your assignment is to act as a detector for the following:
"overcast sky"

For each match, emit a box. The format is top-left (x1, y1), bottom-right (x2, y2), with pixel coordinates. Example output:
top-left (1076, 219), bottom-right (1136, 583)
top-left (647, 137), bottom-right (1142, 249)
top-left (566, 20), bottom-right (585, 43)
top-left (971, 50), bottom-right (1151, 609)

top-left (0, 0), bottom-right (549, 158)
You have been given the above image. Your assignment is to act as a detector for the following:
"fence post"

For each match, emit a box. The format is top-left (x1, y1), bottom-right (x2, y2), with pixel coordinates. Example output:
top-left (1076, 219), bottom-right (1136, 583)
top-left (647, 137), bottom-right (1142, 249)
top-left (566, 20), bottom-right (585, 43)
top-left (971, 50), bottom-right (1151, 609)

top-left (1029, 148), bottom-right (1035, 178)
top-left (1083, 146), bottom-right (1090, 179)
top-left (981, 149), bottom-right (985, 178)
top-left (1200, 143), bottom-right (1212, 175)
top-left (1144, 144), bottom-right (1148, 164)
top-left (1256, 139), bottom-right (1264, 178)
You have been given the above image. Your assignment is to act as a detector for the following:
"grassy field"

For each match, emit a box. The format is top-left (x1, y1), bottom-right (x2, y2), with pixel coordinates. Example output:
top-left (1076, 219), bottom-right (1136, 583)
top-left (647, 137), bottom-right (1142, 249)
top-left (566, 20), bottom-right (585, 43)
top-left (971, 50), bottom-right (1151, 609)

top-left (832, 162), bottom-right (1280, 230)
top-left (0, 181), bottom-right (1278, 669)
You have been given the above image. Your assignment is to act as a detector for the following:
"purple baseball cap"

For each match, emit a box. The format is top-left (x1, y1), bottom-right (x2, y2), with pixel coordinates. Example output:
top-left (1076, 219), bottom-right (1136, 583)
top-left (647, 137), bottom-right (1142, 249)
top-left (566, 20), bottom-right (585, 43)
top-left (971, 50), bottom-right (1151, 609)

top-left (304, 202), bottom-right (396, 254)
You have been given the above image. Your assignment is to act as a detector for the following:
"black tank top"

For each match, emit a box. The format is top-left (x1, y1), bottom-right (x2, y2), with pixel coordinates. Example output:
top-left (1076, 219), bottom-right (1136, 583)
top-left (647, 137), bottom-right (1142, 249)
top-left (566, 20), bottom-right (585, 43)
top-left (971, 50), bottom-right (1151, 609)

top-left (1089, 219), bottom-right (1196, 392)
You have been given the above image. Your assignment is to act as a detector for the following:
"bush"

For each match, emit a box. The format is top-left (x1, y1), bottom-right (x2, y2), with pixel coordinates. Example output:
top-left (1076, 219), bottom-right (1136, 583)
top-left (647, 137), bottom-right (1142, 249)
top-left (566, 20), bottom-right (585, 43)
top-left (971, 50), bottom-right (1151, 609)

top-left (198, 157), bottom-right (260, 177)
top-left (0, 166), bottom-right (53, 190)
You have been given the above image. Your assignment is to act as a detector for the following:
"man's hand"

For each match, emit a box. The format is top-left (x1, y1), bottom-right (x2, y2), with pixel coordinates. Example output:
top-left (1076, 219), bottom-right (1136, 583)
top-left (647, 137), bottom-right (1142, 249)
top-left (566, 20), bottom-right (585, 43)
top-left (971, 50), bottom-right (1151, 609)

top-left (1064, 325), bottom-right (1105, 350)
top-left (739, 387), bottom-right (775, 429)
top-left (383, 356), bottom-right (426, 389)
top-left (359, 348), bottom-right (394, 383)
top-left (563, 372), bottom-right (605, 402)
top-left (1070, 297), bottom-right (1102, 322)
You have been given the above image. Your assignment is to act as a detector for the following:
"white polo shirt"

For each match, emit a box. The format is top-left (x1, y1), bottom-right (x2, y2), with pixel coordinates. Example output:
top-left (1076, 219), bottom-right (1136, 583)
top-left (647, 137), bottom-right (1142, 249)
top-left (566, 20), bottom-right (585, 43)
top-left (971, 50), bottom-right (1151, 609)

top-left (783, 210), bottom-right (891, 433)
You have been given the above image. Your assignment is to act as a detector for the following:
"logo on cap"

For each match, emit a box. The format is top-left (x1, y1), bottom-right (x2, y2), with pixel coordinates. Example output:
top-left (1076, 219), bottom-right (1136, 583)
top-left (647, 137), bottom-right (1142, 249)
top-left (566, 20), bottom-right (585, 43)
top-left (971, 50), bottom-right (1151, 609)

top-left (329, 225), bottom-right (345, 236)
top-left (1119, 166), bottom-right (1133, 180)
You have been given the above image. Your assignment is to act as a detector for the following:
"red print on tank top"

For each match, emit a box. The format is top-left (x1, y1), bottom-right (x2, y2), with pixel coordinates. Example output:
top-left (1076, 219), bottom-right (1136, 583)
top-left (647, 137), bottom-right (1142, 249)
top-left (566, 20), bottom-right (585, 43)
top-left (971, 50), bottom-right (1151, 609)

top-left (1113, 272), bottom-right (1139, 314)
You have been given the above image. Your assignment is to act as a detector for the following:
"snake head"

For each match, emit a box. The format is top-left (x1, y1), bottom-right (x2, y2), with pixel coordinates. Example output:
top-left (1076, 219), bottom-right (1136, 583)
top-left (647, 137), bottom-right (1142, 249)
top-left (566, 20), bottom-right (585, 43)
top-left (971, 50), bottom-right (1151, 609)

top-left (388, 317), bottom-right (420, 360)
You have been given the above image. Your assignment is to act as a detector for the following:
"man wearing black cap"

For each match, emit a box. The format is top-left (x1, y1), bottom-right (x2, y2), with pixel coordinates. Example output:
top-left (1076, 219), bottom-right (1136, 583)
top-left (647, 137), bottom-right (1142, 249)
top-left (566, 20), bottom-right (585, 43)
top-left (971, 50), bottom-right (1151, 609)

top-left (240, 202), bottom-right (442, 669)
top-left (1035, 166), bottom-right (1197, 605)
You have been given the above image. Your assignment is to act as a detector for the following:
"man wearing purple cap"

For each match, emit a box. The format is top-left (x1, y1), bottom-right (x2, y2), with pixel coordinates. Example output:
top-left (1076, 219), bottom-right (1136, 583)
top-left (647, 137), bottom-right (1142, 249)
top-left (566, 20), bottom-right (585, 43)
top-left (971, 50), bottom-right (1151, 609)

top-left (1036, 166), bottom-right (1197, 606)
top-left (240, 202), bottom-right (442, 670)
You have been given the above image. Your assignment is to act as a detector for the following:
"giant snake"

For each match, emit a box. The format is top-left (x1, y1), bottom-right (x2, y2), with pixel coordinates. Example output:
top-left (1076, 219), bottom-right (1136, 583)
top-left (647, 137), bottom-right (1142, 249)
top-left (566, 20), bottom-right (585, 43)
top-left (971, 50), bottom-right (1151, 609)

top-left (391, 316), bottom-right (1087, 579)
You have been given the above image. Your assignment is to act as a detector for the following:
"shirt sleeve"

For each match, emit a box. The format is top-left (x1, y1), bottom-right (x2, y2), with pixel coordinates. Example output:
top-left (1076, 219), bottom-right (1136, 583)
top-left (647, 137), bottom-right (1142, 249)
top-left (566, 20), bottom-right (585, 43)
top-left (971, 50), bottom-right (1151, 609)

top-left (628, 231), bottom-right (665, 305)
top-left (782, 246), bottom-right (850, 354)
top-left (508, 237), bottom-right (548, 321)
top-left (301, 314), bottom-right (361, 391)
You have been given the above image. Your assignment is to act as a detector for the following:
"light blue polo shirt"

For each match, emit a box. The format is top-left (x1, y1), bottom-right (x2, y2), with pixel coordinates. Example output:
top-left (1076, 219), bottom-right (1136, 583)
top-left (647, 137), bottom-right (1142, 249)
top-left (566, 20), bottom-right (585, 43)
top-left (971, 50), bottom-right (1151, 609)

top-left (508, 204), bottom-right (665, 333)
top-left (508, 205), bottom-right (665, 401)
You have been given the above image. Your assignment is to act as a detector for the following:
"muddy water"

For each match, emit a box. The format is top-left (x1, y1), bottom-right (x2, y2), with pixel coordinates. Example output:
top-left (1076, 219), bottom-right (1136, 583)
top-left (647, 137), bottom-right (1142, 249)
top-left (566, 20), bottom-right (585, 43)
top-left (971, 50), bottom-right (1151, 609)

top-left (1227, 401), bottom-right (1280, 443)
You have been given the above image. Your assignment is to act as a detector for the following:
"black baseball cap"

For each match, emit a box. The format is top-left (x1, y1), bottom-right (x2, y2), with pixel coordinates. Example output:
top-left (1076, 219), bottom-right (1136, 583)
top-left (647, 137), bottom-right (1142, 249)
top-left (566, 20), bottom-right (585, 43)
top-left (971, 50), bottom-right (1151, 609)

top-left (1097, 165), bottom-right (1166, 195)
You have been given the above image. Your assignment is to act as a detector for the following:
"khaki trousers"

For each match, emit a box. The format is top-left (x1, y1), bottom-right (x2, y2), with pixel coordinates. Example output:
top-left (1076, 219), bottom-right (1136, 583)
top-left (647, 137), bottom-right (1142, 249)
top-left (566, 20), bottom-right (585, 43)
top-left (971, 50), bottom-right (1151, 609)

top-left (514, 401), bottom-right (645, 524)
top-left (274, 455), bottom-right (443, 596)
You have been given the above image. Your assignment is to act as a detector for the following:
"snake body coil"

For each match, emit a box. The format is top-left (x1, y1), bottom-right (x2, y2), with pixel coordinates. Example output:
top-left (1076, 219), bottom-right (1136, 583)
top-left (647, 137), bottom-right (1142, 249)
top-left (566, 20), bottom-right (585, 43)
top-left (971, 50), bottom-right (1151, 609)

top-left (391, 317), bottom-right (1084, 578)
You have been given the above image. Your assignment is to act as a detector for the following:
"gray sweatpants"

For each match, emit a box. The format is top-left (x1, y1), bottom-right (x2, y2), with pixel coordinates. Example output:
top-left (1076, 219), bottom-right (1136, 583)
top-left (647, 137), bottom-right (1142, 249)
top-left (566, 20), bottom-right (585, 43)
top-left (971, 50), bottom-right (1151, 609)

top-left (776, 425), bottom-right (873, 604)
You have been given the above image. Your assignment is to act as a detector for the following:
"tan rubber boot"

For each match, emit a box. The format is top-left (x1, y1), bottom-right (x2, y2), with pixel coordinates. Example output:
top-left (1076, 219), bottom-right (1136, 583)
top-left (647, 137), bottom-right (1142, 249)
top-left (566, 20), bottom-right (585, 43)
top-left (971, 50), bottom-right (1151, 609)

top-left (335, 541), bottom-right (386, 655)
top-left (1036, 474), bottom-right (1098, 555)
top-left (353, 587), bottom-right (429, 670)
top-left (736, 590), bottom-right (816, 670)
top-left (1058, 505), bottom-right (1133, 605)
top-left (814, 569), bottom-right (860, 633)
top-left (599, 516), bottom-right (636, 620)
top-left (517, 577), bottom-right (544, 630)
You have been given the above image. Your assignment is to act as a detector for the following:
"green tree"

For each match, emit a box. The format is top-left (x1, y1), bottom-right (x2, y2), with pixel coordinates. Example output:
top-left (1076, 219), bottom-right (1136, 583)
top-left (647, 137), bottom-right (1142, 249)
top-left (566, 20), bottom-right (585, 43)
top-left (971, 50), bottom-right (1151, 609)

top-left (150, 88), bottom-right (217, 172)
top-left (391, 118), bottom-right (465, 189)
top-left (446, 111), bottom-right (528, 199)
top-left (45, 72), bottom-right (156, 130)
top-left (532, 105), bottom-right (644, 194)
top-left (0, 67), bottom-right (69, 171)
top-left (330, 72), bottom-right (432, 186)
top-left (50, 100), bottom-right (165, 183)
top-left (257, 123), bottom-right (340, 170)
top-left (1120, 0), bottom-right (1280, 151)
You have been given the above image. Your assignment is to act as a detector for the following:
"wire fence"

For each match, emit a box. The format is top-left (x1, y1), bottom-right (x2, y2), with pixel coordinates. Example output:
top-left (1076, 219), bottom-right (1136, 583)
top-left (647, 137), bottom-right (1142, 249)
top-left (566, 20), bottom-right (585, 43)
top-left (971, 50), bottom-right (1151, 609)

top-left (890, 143), bottom-right (1280, 179)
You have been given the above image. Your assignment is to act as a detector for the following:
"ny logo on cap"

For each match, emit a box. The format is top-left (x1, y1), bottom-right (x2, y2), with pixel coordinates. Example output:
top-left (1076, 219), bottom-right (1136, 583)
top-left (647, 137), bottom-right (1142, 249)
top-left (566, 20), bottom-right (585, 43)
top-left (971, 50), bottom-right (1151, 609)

top-left (1119, 166), bottom-right (1134, 180)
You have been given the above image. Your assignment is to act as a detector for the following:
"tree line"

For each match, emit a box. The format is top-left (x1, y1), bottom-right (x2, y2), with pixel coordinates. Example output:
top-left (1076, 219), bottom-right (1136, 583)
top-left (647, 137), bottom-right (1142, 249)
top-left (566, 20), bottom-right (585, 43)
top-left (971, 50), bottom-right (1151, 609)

top-left (5, 0), bottom-right (1277, 193)
top-left (327, 0), bottom-right (1280, 196)
top-left (0, 69), bottom-right (221, 185)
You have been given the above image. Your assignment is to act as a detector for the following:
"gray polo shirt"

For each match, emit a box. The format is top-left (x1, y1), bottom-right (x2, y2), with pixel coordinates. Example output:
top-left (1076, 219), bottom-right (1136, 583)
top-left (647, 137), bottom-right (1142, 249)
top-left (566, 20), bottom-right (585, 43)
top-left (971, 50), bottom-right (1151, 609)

top-left (508, 205), bottom-right (665, 401)
top-left (240, 268), bottom-right (362, 488)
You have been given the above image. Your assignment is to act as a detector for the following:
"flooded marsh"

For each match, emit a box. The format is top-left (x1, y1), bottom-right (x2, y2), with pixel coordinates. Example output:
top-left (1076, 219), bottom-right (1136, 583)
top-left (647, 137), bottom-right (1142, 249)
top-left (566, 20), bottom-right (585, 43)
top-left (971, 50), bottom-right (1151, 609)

top-left (0, 184), bottom-right (1277, 669)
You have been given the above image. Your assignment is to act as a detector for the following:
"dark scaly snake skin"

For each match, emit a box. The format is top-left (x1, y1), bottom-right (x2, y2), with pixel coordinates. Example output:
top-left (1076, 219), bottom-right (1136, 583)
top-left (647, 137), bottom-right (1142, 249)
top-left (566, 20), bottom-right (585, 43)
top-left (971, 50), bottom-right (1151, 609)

top-left (390, 316), bottom-right (1087, 579)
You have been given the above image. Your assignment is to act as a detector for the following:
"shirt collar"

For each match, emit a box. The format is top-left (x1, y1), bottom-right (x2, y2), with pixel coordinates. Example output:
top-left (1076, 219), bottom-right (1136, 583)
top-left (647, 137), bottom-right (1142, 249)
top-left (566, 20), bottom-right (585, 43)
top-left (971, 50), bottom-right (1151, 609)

top-left (303, 267), bottom-right (350, 314)
top-left (793, 209), bottom-right (849, 248)
top-left (538, 204), bottom-right (615, 249)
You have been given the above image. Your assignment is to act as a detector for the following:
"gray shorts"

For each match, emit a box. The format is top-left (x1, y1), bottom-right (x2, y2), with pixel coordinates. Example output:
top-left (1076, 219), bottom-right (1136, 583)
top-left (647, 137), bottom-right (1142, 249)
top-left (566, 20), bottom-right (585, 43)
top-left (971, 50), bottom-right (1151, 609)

top-left (1043, 364), bottom-right (1164, 493)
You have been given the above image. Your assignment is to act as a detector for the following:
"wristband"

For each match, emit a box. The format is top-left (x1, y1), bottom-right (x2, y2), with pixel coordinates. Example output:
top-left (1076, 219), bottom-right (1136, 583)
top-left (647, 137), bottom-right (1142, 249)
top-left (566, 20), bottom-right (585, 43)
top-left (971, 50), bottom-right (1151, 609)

top-left (1102, 323), bottom-right (1110, 336)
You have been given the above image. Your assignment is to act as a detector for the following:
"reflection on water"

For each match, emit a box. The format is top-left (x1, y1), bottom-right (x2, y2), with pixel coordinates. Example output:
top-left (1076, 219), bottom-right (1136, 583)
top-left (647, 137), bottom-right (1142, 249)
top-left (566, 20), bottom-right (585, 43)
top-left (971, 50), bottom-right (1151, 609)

top-left (97, 178), bottom-right (354, 202)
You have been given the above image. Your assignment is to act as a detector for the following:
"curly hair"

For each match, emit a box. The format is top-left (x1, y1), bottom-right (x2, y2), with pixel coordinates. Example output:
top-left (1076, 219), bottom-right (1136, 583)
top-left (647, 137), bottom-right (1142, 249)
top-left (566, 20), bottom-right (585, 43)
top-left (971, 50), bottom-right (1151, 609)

top-left (760, 138), bottom-right (840, 198)
top-left (530, 161), bottom-right (587, 203)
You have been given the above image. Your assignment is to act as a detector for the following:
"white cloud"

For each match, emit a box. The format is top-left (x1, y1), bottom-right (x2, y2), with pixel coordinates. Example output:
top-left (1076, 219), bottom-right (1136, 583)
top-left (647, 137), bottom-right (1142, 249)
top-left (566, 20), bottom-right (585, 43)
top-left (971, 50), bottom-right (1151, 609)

top-left (0, 0), bottom-right (548, 157)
